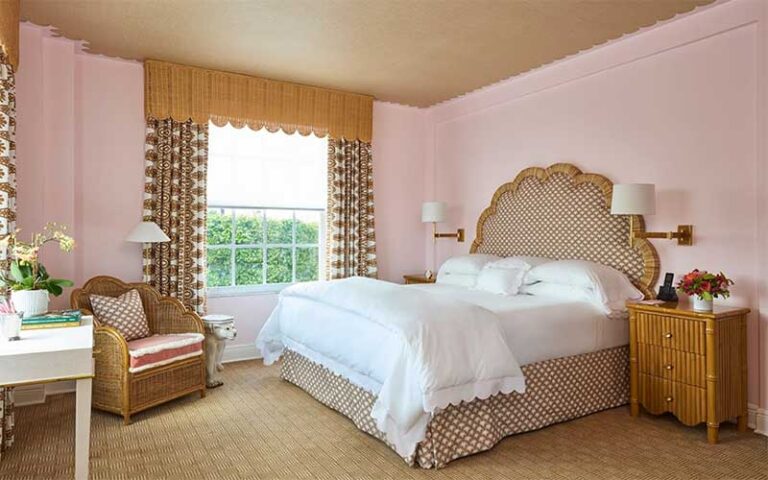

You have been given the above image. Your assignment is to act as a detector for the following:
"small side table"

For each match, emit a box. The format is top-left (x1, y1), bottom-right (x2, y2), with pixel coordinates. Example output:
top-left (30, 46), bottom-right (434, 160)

top-left (201, 314), bottom-right (237, 388)
top-left (403, 274), bottom-right (436, 285)
top-left (627, 302), bottom-right (749, 444)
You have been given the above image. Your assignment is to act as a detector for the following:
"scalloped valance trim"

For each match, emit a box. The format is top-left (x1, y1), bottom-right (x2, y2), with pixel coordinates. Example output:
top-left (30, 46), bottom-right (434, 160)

top-left (144, 60), bottom-right (373, 142)
top-left (0, 0), bottom-right (19, 71)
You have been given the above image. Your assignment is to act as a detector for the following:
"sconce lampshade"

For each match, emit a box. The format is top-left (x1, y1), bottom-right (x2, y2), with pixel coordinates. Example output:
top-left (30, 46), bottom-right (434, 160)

top-left (611, 184), bottom-right (656, 215)
top-left (422, 201), bottom-right (447, 223)
top-left (126, 221), bottom-right (171, 243)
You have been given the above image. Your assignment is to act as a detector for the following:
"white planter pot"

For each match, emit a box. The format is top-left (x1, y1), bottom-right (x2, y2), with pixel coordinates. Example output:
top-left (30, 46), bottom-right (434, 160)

top-left (692, 296), bottom-right (713, 312)
top-left (11, 289), bottom-right (50, 318)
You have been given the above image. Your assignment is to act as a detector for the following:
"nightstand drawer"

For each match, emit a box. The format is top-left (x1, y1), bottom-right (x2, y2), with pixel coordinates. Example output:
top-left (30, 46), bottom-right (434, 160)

top-left (635, 312), bottom-right (705, 354)
top-left (637, 344), bottom-right (705, 388)
top-left (639, 373), bottom-right (706, 426)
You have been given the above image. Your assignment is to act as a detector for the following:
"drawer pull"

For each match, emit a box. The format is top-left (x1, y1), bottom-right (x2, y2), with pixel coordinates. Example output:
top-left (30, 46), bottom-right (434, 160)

top-left (664, 332), bottom-right (673, 339)
top-left (665, 364), bottom-right (674, 371)
top-left (665, 396), bottom-right (674, 403)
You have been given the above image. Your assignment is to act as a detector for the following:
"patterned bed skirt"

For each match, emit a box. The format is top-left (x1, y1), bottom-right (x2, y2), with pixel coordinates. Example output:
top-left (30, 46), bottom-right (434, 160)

top-left (280, 345), bottom-right (629, 468)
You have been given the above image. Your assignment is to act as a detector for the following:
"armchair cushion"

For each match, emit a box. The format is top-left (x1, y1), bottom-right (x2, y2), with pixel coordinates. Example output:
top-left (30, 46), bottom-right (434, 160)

top-left (90, 289), bottom-right (151, 341)
top-left (127, 333), bottom-right (204, 373)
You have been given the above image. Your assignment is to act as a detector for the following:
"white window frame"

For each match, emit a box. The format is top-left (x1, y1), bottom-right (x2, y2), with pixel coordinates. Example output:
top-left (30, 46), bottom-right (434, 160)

top-left (207, 205), bottom-right (326, 297)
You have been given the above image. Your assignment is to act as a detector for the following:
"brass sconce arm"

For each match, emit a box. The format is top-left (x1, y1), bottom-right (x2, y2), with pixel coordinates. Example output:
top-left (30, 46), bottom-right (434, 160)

top-left (431, 223), bottom-right (465, 243)
top-left (628, 216), bottom-right (693, 247)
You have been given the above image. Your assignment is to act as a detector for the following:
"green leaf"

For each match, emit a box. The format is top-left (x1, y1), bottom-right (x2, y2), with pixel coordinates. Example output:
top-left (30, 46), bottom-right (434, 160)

top-left (49, 278), bottom-right (74, 287)
top-left (21, 276), bottom-right (34, 289)
top-left (10, 262), bottom-right (25, 282)
top-left (37, 264), bottom-right (50, 280)
top-left (46, 283), bottom-right (63, 296)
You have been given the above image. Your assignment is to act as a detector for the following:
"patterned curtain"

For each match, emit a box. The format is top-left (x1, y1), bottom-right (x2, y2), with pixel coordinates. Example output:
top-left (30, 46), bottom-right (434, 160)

top-left (143, 118), bottom-right (208, 315)
top-left (0, 52), bottom-right (16, 461)
top-left (326, 138), bottom-right (377, 279)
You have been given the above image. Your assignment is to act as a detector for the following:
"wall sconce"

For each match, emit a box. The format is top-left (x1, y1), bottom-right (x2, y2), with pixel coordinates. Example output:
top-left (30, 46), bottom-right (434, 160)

top-left (422, 201), bottom-right (464, 242)
top-left (611, 184), bottom-right (693, 247)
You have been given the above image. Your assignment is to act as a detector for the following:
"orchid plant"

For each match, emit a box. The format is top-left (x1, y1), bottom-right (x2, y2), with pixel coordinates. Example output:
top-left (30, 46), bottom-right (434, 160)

top-left (676, 269), bottom-right (733, 301)
top-left (0, 223), bottom-right (75, 296)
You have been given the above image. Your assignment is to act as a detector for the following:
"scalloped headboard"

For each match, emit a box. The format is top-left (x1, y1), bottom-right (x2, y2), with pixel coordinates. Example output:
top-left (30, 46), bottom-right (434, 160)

top-left (470, 163), bottom-right (659, 298)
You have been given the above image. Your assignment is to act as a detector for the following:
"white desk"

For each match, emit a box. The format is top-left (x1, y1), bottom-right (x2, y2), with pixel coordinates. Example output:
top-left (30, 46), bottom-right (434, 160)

top-left (0, 317), bottom-right (94, 480)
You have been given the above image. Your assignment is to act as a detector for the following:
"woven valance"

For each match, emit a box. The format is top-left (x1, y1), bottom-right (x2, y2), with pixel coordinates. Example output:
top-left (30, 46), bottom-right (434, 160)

top-left (144, 60), bottom-right (373, 142)
top-left (0, 0), bottom-right (19, 70)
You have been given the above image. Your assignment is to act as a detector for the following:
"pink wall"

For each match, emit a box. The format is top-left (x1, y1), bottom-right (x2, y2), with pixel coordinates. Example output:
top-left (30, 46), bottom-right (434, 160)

top-left (372, 102), bottom-right (428, 282)
top-left (16, 24), bottom-right (145, 310)
top-left (426, 0), bottom-right (767, 412)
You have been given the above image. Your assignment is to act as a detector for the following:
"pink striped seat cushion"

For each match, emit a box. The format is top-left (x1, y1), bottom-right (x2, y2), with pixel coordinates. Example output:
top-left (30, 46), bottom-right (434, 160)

top-left (126, 333), bottom-right (204, 373)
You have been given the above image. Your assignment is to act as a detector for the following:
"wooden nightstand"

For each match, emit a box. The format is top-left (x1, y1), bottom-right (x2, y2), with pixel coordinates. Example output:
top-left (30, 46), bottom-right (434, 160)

top-left (627, 302), bottom-right (749, 444)
top-left (403, 274), bottom-right (436, 285)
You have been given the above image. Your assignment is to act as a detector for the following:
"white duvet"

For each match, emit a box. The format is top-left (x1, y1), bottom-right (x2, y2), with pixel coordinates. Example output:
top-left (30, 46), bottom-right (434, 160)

top-left (256, 277), bottom-right (526, 457)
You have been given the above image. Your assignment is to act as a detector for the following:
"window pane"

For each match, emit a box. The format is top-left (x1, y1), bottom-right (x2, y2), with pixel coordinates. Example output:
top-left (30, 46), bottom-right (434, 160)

top-left (234, 209), bottom-right (263, 245)
top-left (295, 211), bottom-right (320, 244)
top-left (266, 248), bottom-right (292, 283)
top-left (207, 208), bottom-right (232, 245)
top-left (266, 210), bottom-right (293, 244)
top-left (207, 248), bottom-right (232, 287)
top-left (235, 248), bottom-right (264, 285)
top-left (296, 247), bottom-right (319, 282)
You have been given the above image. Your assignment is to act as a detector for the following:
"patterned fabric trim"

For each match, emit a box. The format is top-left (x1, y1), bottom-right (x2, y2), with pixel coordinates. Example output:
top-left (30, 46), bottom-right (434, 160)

top-left (281, 346), bottom-right (629, 469)
top-left (470, 164), bottom-right (659, 298)
top-left (0, 51), bottom-right (15, 461)
top-left (326, 138), bottom-right (377, 279)
top-left (0, 389), bottom-right (13, 457)
top-left (144, 118), bottom-right (208, 315)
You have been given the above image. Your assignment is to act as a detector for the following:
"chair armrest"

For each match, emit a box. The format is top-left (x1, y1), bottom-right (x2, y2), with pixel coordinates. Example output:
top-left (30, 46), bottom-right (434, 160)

top-left (148, 297), bottom-right (205, 335)
top-left (94, 325), bottom-right (129, 378)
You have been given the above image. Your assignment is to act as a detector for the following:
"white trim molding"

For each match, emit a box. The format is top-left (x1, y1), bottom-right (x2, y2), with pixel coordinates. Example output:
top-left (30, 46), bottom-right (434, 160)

top-left (750, 403), bottom-right (768, 436)
top-left (221, 343), bottom-right (261, 364)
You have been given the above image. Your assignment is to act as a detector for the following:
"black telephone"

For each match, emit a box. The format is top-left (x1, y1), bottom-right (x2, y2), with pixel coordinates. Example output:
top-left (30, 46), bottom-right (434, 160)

top-left (657, 272), bottom-right (678, 302)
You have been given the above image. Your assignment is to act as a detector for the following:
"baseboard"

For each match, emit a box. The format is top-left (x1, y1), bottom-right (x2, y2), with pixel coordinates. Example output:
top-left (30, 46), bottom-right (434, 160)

top-left (221, 343), bottom-right (261, 364)
top-left (750, 404), bottom-right (768, 436)
top-left (46, 380), bottom-right (75, 396)
top-left (13, 385), bottom-right (46, 406)
top-left (13, 381), bottom-right (75, 407)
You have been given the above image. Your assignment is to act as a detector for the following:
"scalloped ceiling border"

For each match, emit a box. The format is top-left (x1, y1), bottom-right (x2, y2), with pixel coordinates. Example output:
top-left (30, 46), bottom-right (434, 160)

top-left (20, 0), bottom-right (715, 107)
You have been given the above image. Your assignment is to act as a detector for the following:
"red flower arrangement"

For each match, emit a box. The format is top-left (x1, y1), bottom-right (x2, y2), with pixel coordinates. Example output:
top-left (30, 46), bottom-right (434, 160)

top-left (676, 269), bottom-right (733, 300)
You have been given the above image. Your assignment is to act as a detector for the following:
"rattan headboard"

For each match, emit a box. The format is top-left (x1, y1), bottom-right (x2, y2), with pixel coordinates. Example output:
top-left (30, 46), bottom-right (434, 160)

top-left (470, 163), bottom-right (659, 298)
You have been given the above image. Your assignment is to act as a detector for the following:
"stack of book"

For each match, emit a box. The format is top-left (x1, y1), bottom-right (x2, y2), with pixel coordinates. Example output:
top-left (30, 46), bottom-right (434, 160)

top-left (21, 309), bottom-right (82, 330)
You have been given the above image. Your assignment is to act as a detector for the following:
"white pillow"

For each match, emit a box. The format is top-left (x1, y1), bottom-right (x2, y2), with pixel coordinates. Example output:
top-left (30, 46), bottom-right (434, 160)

top-left (436, 254), bottom-right (500, 287)
top-left (526, 259), bottom-right (644, 314)
top-left (435, 272), bottom-right (479, 288)
top-left (475, 265), bottom-right (527, 295)
top-left (437, 254), bottom-right (500, 275)
top-left (521, 282), bottom-right (595, 303)
top-left (486, 255), bottom-right (553, 270)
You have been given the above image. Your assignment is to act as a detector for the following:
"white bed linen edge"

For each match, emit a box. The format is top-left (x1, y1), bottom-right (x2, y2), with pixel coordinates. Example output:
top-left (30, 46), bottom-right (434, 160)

top-left (256, 277), bottom-right (526, 457)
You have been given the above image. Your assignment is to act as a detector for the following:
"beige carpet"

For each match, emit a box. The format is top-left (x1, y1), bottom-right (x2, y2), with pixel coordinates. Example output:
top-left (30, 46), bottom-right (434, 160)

top-left (2, 360), bottom-right (766, 480)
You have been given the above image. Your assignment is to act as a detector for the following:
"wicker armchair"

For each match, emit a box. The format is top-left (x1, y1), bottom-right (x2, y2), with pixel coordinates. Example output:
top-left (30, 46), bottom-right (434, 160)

top-left (71, 276), bottom-right (206, 424)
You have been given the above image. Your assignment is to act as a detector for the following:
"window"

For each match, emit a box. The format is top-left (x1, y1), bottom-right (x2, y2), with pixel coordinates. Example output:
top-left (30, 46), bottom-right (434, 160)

top-left (206, 124), bottom-right (327, 294)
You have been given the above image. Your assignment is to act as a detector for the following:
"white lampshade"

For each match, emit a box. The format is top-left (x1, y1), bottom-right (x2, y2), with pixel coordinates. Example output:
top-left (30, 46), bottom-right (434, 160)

top-left (611, 184), bottom-right (656, 215)
top-left (422, 201), bottom-right (447, 223)
top-left (126, 221), bottom-right (171, 243)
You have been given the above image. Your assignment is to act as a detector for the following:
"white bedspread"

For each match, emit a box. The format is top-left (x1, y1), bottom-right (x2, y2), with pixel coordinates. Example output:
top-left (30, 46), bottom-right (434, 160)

top-left (256, 277), bottom-right (526, 457)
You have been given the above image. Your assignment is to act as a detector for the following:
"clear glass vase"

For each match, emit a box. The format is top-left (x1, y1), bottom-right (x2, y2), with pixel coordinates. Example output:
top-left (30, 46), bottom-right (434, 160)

top-left (0, 312), bottom-right (22, 341)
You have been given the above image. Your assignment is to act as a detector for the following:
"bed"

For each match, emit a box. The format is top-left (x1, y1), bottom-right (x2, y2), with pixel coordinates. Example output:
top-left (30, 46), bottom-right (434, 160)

top-left (258, 163), bottom-right (660, 468)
